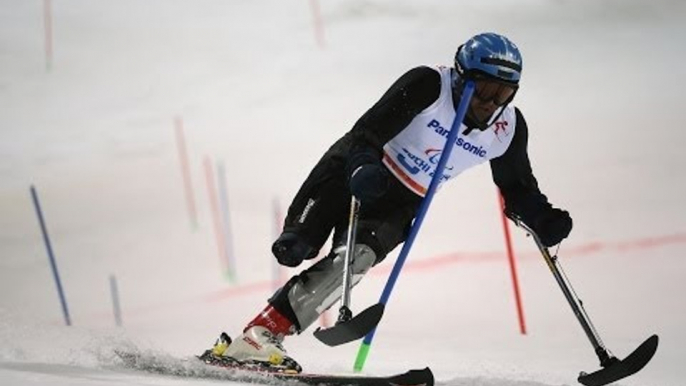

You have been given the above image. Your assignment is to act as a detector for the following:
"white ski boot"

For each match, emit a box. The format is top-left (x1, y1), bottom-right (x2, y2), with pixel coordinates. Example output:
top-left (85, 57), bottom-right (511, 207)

top-left (204, 327), bottom-right (301, 374)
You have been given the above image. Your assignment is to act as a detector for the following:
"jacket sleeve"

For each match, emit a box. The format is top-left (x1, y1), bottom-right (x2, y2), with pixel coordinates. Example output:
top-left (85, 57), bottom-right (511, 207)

top-left (346, 66), bottom-right (442, 173)
top-left (490, 107), bottom-right (552, 225)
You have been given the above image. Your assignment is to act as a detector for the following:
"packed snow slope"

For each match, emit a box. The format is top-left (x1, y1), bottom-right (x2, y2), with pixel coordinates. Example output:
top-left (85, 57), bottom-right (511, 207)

top-left (1, 0), bottom-right (685, 385)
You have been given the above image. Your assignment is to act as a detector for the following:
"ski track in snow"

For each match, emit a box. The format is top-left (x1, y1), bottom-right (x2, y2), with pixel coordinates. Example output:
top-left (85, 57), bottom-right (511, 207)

top-left (0, 317), bottom-right (567, 386)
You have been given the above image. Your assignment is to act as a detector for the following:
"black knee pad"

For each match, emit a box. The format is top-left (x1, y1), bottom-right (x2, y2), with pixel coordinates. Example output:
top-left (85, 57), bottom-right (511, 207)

top-left (272, 232), bottom-right (319, 268)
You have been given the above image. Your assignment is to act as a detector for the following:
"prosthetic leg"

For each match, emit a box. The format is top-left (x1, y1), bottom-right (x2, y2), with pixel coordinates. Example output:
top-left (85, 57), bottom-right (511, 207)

top-left (313, 197), bottom-right (384, 346)
top-left (270, 197), bottom-right (378, 334)
top-left (211, 198), bottom-right (380, 371)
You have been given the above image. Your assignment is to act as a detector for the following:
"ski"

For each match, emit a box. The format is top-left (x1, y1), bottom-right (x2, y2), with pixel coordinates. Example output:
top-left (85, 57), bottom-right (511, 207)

top-left (213, 365), bottom-right (435, 386)
top-left (268, 367), bottom-right (433, 386)
top-left (115, 349), bottom-right (434, 386)
top-left (198, 349), bottom-right (433, 386)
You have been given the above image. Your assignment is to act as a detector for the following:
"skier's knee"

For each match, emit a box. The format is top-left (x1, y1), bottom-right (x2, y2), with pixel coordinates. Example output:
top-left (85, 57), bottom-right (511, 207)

top-left (272, 232), bottom-right (319, 268)
top-left (349, 228), bottom-right (388, 265)
top-left (332, 244), bottom-right (376, 276)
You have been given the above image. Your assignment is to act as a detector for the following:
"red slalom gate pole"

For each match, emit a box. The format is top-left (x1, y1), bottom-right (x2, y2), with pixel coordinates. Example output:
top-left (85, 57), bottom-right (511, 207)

top-left (43, 0), bottom-right (53, 71)
top-left (498, 192), bottom-right (527, 334)
top-left (175, 117), bottom-right (198, 230)
top-left (308, 0), bottom-right (325, 49)
top-left (271, 197), bottom-right (285, 290)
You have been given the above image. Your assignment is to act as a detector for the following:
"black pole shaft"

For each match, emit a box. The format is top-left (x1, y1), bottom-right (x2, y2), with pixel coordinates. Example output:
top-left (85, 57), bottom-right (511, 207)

top-left (516, 220), bottom-right (607, 355)
top-left (339, 197), bottom-right (359, 321)
top-left (541, 246), bottom-right (604, 351)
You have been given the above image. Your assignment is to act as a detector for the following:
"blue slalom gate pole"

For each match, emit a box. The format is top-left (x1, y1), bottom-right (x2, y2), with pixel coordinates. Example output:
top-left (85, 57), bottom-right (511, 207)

top-left (354, 81), bottom-right (475, 371)
top-left (30, 185), bottom-right (72, 326)
top-left (109, 274), bottom-right (123, 327)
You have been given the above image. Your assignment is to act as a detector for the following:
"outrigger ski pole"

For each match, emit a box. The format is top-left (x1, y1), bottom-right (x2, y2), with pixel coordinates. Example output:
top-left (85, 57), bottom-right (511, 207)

top-left (508, 213), bottom-right (658, 386)
top-left (314, 196), bottom-right (385, 346)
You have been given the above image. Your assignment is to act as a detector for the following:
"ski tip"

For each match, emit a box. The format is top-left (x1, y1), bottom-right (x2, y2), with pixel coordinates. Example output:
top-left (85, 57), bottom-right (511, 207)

top-left (388, 367), bottom-right (434, 386)
top-left (625, 334), bottom-right (659, 373)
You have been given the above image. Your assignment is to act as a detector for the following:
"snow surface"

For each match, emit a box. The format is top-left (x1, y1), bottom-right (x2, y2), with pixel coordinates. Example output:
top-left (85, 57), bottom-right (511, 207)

top-left (1, 0), bottom-right (685, 385)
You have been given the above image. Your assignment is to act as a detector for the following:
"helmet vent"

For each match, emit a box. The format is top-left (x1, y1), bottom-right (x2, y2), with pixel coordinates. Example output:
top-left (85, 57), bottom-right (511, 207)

top-left (480, 57), bottom-right (522, 72)
top-left (497, 70), bottom-right (515, 79)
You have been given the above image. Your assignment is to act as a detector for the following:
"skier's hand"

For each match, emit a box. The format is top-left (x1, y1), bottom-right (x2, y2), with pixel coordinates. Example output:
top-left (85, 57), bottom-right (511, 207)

top-left (534, 208), bottom-right (573, 247)
top-left (349, 164), bottom-right (389, 205)
top-left (272, 232), bottom-right (317, 267)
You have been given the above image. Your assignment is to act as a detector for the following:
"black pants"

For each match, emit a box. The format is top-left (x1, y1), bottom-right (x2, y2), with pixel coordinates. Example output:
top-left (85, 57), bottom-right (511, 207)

top-left (281, 147), bottom-right (422, 264)
top-left (268, 140), bottom-right (423, 330)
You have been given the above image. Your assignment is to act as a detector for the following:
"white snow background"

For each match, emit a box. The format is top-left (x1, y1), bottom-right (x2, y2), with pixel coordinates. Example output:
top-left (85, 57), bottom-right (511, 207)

top-left (1, 0), bottom-right (685, 385)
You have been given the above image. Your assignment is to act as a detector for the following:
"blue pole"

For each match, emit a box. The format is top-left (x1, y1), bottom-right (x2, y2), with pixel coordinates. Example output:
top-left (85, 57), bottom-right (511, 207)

top-left (30, 185), bottom-right (71, 326)
top-left (109, 274), bottom-right (123, 327)
top-left (354, 81), bottom-right (475, 371)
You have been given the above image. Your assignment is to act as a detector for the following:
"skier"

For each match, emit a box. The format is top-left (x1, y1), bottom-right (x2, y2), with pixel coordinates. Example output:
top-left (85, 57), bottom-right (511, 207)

top-left (205, 32), bottom-right (573, 372)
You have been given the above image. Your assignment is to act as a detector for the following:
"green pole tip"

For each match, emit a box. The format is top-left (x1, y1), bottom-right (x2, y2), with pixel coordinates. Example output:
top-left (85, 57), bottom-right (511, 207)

top-left (223, 269), bottom-right (236, 282)
top-left (353, 342), bottom-right (371, 373)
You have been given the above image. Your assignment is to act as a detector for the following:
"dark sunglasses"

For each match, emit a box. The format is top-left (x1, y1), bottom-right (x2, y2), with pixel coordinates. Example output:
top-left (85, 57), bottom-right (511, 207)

top-left (473, 79), bottom-right (518, 106)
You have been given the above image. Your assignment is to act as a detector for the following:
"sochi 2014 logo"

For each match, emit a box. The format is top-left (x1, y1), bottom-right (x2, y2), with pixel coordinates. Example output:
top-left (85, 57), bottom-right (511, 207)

top-left (424, 148), bottom-right (454, 170)
top-left (396, 147), bottom-right (451, 183)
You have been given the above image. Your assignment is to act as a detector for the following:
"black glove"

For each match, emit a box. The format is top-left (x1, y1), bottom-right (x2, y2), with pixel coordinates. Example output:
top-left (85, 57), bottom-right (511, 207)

top-left (272, 232), bottom-right (317, 267)
top-left (533, 208), bottom-right (573, 247)
top-left (349, 164), bottom-right (389, 205)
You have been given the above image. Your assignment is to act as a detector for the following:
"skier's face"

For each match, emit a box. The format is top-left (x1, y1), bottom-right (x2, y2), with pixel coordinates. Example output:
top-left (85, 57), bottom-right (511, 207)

top-left (469, 96), bottom-right (499, 123)
top-left (467, 78), bottom-right (517, 124)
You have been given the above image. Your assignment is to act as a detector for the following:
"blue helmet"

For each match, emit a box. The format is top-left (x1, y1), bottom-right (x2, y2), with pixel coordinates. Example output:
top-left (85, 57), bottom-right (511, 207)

top-left (455, 33), bottom-right (522, 84)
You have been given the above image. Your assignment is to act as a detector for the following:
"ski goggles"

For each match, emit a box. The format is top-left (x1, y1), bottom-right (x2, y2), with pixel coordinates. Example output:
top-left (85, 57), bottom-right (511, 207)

top-left (472, 78), bottom-right (518, 106)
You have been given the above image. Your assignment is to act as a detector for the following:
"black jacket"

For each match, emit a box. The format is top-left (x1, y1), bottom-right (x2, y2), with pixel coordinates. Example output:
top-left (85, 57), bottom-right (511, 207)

top-left (328, 66), bottom-right (553, 225)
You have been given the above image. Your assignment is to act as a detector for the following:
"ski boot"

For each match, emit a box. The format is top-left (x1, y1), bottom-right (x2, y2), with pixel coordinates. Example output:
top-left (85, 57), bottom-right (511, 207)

top-left (200, 327), bottom-right (302, 374)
